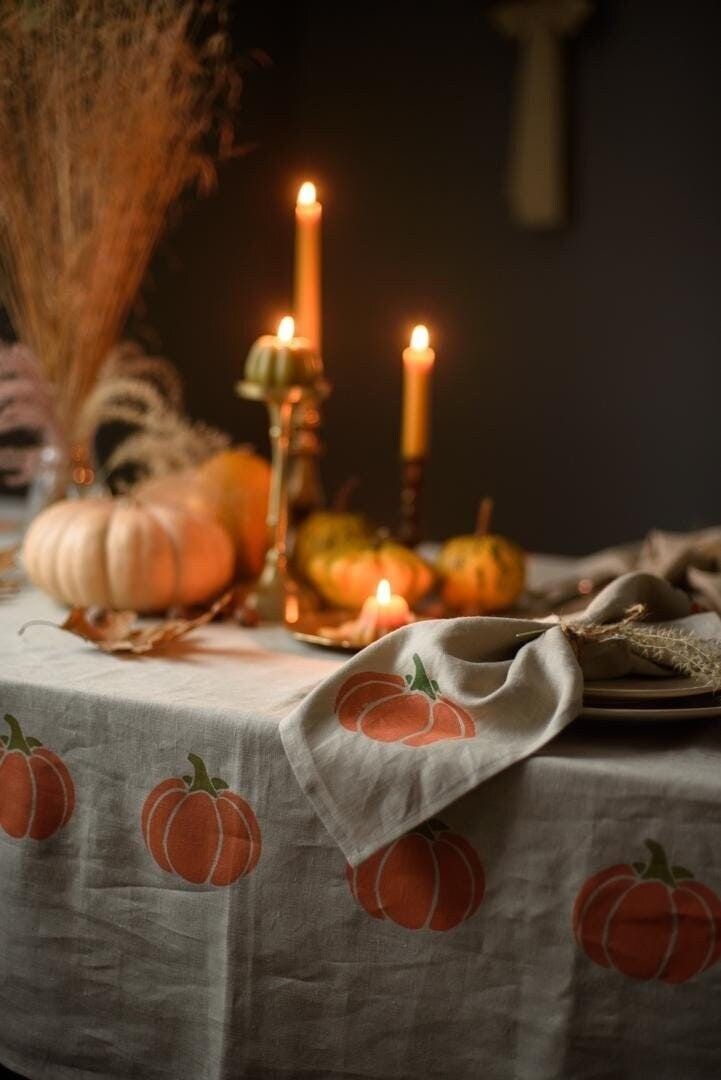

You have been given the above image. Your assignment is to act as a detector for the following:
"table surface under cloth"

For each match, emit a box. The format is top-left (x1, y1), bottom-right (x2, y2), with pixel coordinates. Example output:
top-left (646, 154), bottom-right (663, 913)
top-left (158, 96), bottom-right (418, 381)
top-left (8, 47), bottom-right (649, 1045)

top-left (1, 584), bottom-right (721, 1080)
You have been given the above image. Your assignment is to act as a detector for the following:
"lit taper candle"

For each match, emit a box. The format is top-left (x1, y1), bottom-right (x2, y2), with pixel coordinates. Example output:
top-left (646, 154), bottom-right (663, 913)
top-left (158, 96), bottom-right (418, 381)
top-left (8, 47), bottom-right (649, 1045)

top-left (401, 324), bottom-right (435, 459)
top-left (398, 324), bottom-right (435, 547)
top-left (294, 181), bottom-right (322, 356)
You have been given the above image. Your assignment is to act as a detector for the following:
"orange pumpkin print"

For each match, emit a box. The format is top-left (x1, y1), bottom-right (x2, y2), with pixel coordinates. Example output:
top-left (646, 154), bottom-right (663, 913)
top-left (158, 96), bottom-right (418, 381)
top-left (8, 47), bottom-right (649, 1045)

top-left (573, 839), bottom-right (721, 983)
top-left (142, 753), bottom-right (261, 887)
top-left (335, 653), bottom-right (475, 746)
top-left (347, 819), bottom-right (485, 931)
top-left (0, 713), bottom-right (75, 840)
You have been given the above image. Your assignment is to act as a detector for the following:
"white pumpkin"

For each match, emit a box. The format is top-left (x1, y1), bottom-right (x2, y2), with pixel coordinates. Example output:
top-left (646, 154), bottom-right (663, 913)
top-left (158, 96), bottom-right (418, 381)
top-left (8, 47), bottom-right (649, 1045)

top-left (137, 448), bottom-right (271, 580)
top-left (22, 496), bottom-right (234, 612)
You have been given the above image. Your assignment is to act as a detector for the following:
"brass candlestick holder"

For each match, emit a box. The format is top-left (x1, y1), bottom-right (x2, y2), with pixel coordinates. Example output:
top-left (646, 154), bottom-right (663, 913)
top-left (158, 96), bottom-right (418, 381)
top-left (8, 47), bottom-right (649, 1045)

top-left (288, 398), bottom-right (326, 522)
top-left (237, 320), bottom-right (328, 622)
top-left (398, 457), bottom-right (425, 548)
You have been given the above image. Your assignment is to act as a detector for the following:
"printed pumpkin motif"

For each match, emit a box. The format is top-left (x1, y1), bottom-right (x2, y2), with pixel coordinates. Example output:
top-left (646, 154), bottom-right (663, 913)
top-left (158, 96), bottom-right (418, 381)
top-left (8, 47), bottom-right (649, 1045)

top-left (335, 654), bottom-right (475, 747)
top-left (0, 713), bottom-right (75, 840)
top-left (573, 839), bottom-right (721, 983)
top-left (142, 753), bottom-right (261, 887)
top-left (347, 818), bottom-right (485, 931)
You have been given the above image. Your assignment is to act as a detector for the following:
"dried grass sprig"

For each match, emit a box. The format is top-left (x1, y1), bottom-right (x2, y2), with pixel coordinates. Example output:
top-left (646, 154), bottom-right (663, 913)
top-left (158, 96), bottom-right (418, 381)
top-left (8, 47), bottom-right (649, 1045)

top-left (100, 343), bottom-right (184, 411)
top-left (0, 338), bottom-right (228, 489)
top-left (562, 605), bottom-right (721, 692)
top-left (102, 421), bottom-right (228, 486)
top-left (0, 0), bottom-right (241, 444)
top-left (84, 344), bottom-right (229, 483)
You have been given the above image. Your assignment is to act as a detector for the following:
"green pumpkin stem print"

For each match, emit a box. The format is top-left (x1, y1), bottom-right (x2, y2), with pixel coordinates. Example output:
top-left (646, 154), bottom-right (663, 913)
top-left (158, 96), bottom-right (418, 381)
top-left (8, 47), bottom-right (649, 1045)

top-left (142, 752), bottom-right (261, 886)
top-left (573, 839), bottom-right (721, 983)
top-left (336, 655), bottom-right (475, 746)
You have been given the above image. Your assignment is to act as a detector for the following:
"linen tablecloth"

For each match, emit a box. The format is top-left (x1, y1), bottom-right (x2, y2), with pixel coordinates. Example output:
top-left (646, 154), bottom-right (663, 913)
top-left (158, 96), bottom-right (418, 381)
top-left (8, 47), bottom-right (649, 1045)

top-left (280, 573), bottom-right (708, 865)
top-left (1, 585), bottom-right (721, 1080)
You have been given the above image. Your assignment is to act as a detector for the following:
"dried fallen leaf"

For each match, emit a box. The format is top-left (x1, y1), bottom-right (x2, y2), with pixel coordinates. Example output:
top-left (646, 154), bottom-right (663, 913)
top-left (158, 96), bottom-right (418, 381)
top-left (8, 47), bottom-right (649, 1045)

top-left (20, 590), bottom-right (233, 654)
top-left (0, 545), bottom-right (18, 574)
top-left (61, 607), bottom-right (138, 645)
top-left (0, 546), bottom-right (19, 597)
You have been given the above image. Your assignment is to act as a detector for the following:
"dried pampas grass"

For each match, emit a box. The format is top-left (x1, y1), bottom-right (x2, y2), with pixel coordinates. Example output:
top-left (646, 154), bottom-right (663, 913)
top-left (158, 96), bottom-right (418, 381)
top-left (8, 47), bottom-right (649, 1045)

top-left (0, 339), bottom-right (228, 490)
top-left (83, 344), bottom-right (229, 485)
top-left (0, 0), bottom-right (241, 446)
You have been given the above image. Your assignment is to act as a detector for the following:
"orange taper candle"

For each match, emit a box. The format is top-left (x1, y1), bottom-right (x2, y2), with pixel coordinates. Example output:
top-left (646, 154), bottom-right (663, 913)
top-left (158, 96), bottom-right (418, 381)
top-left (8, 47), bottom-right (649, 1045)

top-left (294, 181), bottom-right (322, 357)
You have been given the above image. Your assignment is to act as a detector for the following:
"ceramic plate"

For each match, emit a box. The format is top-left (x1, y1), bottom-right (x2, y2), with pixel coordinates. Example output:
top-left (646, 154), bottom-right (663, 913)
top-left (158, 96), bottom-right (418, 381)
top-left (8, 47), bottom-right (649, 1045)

top-left (291, 628), bottom-right (361, 653)
top-left (581, 696), bottom-right (721, 722)
top-left (291, 611), bottom-right (430, 653)
top-left (583, 675), bottom-right (711, 702)
top-left (291, 612), bottom-right (362, 653)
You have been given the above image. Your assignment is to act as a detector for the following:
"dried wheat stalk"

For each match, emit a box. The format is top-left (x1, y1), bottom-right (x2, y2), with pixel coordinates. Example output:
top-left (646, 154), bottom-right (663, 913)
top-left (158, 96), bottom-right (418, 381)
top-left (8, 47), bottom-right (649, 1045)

top-left (616, 623), bottom-right (721, 692)
top-left (0, 0), bottom-right (240, 447)
top-left (563, 605), bottom-right (721, 692)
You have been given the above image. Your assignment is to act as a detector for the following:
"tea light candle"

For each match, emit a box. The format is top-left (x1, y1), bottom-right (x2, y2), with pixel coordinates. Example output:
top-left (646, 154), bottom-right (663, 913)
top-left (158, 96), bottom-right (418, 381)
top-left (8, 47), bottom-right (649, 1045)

top-left (318, 578), bottom-right (415, 645)
top-left (401, 324), bottom-right (435, 460)
top-left (294, 181), bottom-right (322, 356)
top-left (356, 578), bottom-right (411, 640)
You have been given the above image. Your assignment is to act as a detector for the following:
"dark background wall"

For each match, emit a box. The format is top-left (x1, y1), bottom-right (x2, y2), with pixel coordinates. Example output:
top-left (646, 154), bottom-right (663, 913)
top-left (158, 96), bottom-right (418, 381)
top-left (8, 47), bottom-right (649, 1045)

top-left (138, 1), bottom-right (721, 552)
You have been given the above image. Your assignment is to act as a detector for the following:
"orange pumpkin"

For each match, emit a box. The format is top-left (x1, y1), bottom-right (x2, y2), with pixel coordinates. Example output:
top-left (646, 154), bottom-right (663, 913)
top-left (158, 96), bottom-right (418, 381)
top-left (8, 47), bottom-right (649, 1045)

top-left (335, 654), bottom-right (475, 747)
top-left (141, 753), bottom-right (261, 887)
top-left (573, 839), bottom-right (721, 983)
top-left (293, 509), bottom-right (375, 582)
top-left (347, 819), bottom-right (485, 930)
top-left (139, 448), bottom-right (270, 579)
top-left (0, 714), bottom-right (75, 840)
top-left (308, 541), bottom-right (434, 611)
top-left (194, 450), bottom-right (270, 577)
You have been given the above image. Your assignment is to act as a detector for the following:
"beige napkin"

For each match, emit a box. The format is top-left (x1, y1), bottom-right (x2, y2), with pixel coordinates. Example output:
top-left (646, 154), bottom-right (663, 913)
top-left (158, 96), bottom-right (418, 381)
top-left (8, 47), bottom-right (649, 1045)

top-left (281, 573), bottom-right (708, 864)
top-left (536, 525), bottom-right (721, 613)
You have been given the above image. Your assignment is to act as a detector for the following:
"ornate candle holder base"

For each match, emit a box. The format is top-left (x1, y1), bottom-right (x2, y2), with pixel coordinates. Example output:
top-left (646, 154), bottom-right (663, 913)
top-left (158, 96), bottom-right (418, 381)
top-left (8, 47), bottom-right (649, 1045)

top-left (288, 394), bottom-right (328, 524)
top-left (237, 379), bottom-right (328, 623)
top-left (397, 457), bottom-right (425, 548)
top-left (246, 548), bottom-right (297, 623)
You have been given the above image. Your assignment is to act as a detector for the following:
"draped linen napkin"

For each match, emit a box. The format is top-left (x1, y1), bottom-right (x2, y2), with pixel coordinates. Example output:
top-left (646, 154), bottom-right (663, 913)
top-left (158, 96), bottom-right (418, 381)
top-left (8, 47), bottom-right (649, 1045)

top-left (537, 524), bottom-right (721, 613)
top-left (280, 573), bottom-right (712, 865)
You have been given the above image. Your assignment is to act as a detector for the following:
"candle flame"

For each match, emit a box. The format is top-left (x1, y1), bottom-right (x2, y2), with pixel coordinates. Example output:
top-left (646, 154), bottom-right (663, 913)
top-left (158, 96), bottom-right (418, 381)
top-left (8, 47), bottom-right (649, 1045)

top-left (376, 579), bottom-right (392, 604)
top-left (297, 181), bottom-right (317, 207)
top-left (284, 594), bottom-right (300, 624)
top-left (277, 315), bottom-right (295, 343)
top-left (410, 324), bottom-right (430, 351)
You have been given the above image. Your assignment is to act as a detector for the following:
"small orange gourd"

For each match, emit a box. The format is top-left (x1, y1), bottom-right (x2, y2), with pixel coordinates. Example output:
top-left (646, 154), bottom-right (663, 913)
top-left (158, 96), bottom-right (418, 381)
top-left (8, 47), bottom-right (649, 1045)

top-left (436, 498), bottom-right (525, 613)
top-left (293, 510), bottom-right (375, 583)
top-left (307, 540), bottom-right (434, 611)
